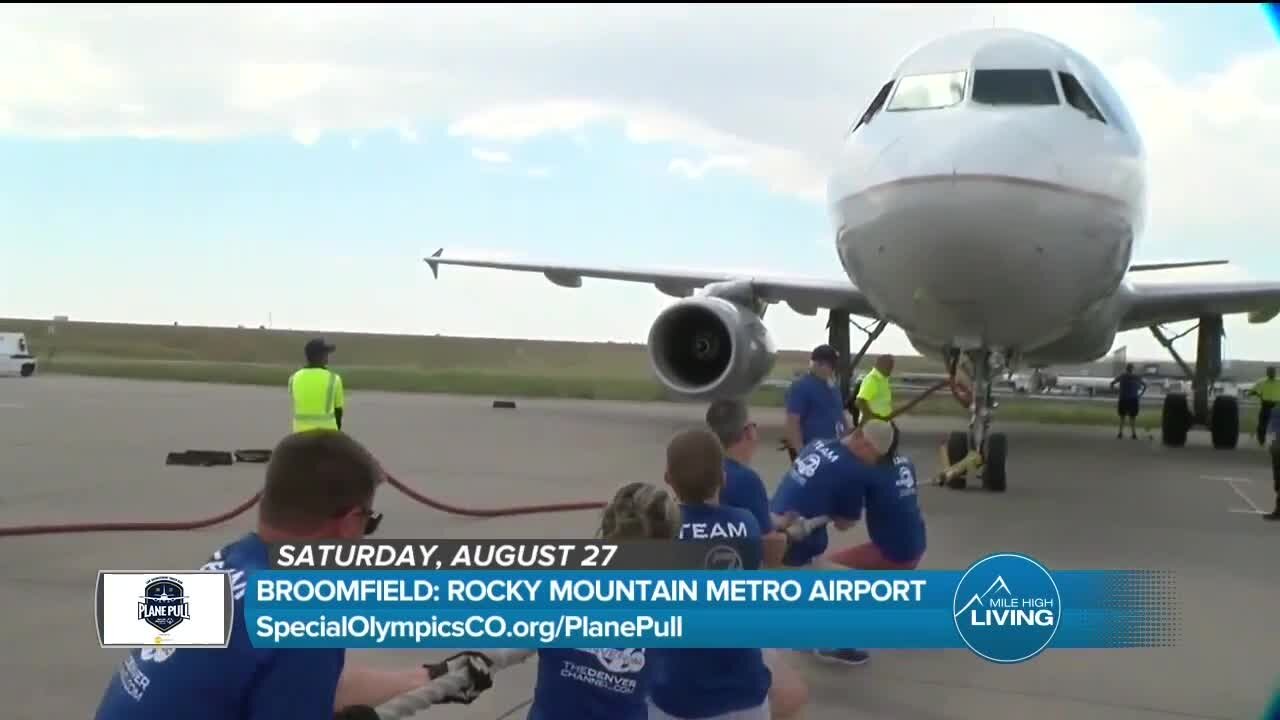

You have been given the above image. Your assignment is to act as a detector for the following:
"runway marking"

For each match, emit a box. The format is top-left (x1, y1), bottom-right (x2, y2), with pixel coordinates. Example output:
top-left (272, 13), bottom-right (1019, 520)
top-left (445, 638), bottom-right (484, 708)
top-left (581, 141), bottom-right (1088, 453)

top-left (0, 402), bottom-right (24, 409)
top-left (1202, 475), bottom-right (1264, 515)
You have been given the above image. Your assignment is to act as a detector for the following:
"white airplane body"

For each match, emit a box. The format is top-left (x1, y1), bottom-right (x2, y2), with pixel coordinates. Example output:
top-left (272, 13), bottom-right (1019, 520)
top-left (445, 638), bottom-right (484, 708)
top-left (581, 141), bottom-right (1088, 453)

top-left (427, 28), bottom-right (1280, 486)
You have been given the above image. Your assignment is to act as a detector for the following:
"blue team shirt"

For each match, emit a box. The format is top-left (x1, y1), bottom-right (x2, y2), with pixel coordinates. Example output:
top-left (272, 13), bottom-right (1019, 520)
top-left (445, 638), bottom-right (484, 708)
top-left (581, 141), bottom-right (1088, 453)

top-left (770, 439), bottom-right (870, 566)
top-left (94, 533), bottom-right (346, 720)
top-left (786, 373), bottom-right (847, 445)
top-left (721, 458), bottom-right (772, 533)
top-left (648, 503), bottom-right (771, 718)
top-left (862, 455), bottom-right (927, 563)
top-left (528, 648), bottom-right (649, 720)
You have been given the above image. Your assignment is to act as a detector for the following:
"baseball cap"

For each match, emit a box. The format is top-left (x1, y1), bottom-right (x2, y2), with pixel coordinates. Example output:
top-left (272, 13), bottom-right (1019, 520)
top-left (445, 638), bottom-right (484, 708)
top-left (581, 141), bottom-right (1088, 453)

top-left (857, 420), bottom-right (897, 458)
top-left (305, 338), bottom-right (336, 359)
top-left (811, 344), bottom-right (839, 366)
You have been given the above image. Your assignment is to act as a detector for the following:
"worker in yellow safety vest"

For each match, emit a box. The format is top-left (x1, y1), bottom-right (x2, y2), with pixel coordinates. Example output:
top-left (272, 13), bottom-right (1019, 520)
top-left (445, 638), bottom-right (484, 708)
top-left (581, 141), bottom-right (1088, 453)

top-left (1250, 366), bottom-right (1279, 447)
top-left (855, 354), bottom-right (895, 426)
top-left (289, 338), bottom-right (345, 432)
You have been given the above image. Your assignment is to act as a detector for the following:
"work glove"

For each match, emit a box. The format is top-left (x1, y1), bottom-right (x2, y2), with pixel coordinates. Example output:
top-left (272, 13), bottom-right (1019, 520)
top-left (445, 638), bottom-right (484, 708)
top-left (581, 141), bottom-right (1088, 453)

top-left (333, 706), bottom-right (380, 720)
top-left (423, 651), bottom-right (495, 704)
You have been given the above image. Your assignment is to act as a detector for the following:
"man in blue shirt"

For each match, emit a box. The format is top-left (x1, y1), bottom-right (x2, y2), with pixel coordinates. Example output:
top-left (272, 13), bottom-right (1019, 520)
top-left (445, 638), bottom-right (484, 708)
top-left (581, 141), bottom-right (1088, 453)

top-left (706, 398), bottom-right (772, 533)
top-left (783, 344), bottom-right (851, 461)
top-left (704, 398), bottom-right (808, 719)
top-left (649, 428), bottom-right (799, 720)
top-left (1110, 364), bottom-right (1147, 439)
top-left (94, 430), bottom-right (495, 720)
top-left (770, 420), bottom-right (898, 667)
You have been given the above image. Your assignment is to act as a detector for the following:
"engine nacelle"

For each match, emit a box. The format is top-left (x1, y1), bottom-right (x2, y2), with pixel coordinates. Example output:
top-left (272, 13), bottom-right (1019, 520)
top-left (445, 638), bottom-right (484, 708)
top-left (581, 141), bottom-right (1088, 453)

top-left (647, 296), bottom-right (777, 400)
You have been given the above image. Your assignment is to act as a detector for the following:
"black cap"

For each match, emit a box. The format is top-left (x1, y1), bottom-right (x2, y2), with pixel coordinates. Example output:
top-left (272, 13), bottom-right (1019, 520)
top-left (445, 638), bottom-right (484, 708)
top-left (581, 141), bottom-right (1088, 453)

top-left (811, 344), bottom-right (839, 366)
top-left (305, 338), bottom-right (335, 361)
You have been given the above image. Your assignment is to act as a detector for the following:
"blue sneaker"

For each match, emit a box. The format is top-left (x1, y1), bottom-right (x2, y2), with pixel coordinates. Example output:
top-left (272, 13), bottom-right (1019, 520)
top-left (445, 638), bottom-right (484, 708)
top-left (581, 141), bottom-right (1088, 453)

top-left (813, 649), bottom-right (870, 665)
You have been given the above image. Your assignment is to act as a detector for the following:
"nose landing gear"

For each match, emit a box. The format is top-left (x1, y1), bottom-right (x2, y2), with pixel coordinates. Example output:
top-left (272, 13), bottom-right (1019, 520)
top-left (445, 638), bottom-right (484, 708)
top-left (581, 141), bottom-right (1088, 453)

top-left (936, 349), bottom-right (1008, 492)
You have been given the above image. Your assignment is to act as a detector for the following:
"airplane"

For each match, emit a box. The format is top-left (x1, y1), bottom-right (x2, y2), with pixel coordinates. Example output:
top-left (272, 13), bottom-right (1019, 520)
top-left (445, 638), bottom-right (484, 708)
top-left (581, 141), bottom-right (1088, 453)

top-left (424, 28), bottom-right (1280, 492)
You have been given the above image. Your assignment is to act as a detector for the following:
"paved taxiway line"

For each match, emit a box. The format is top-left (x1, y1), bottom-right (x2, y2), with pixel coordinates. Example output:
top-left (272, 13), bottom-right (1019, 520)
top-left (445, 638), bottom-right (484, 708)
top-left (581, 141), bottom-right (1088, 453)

top-left (1204, 475), bottom-right (1266, 515)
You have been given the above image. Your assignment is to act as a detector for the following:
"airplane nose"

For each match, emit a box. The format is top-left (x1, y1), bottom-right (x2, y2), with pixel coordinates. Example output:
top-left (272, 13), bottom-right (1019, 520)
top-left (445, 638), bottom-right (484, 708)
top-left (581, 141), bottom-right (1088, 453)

top-left (950, 119), bottom-right (1063, 182)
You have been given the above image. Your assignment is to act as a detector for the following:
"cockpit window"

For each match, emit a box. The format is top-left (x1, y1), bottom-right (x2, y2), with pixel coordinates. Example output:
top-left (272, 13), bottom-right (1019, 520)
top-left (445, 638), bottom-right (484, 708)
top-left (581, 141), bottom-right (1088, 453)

top-left (1058, 72), bottom-right (1106, 123)
top-left (850, 80), bottom-right (896, 133)
top-left (885, 71), bottom-right (967, 112)
top-left (971, 69), bottom-right (1060, 106)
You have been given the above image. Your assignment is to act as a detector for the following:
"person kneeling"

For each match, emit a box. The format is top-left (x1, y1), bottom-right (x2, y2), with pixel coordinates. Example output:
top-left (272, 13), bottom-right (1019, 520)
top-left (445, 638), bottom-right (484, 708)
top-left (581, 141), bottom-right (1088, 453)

top-left (769, 421), bottom-right (905, 667)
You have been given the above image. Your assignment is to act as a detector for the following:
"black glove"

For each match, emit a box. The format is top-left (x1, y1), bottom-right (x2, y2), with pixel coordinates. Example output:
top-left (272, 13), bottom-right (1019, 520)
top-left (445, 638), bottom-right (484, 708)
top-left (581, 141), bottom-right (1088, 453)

top-left (423, 651), bottom-right (495, 704)
top-left (333, 706), bottom-right (380, 720)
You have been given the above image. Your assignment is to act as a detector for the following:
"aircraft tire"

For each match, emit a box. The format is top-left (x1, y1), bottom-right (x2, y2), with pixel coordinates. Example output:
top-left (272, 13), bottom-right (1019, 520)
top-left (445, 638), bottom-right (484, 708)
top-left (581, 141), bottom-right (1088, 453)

top-left (1210, 396), bottom-right (1239, 450)
top-left (945, 431), bottom-right (968, 489)
top-left (1161, 394), bottom-right (1190, 448)
top-left (982, 433), bottom-right (1007, 493)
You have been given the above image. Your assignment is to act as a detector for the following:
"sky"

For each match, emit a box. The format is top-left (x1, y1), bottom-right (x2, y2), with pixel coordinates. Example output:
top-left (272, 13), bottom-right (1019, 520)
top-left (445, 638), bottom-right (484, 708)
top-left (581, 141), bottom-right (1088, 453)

top-left (2, 3), bottom-right (1278, 362)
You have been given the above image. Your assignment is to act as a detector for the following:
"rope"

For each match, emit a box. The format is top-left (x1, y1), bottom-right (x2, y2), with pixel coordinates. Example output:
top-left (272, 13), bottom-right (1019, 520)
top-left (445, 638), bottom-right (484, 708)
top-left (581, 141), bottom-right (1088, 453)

top-left (374, 649), bottom-right (535, 720)
top-left (0, 468), bottom-right (605, 538)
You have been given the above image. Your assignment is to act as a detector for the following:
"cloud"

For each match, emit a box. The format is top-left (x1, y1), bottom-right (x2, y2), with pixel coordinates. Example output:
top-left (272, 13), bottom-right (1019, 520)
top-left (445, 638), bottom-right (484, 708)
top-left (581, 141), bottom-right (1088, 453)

top-left (668, 154), bottom-right (749, 180)
top-left (470, 147), bottom-right (511, 164)
top-left (1, 4), bottom-right (1274, 234)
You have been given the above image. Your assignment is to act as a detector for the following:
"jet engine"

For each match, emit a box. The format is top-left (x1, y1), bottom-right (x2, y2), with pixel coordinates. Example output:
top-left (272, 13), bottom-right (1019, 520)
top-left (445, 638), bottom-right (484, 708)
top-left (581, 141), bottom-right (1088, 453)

top-left (646, 296), bottom-right (776, 400)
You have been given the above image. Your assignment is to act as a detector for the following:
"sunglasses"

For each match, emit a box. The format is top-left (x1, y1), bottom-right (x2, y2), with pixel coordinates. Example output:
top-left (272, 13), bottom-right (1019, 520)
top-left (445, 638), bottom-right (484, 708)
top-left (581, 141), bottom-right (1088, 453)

top-left (336, 506), bottom-right (383, 536)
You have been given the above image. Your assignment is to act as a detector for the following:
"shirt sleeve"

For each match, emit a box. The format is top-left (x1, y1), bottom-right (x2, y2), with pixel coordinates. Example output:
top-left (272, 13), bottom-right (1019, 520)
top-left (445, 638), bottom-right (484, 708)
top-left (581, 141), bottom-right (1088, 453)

top-left (741, 512), bottom-right (764, 571)
top-left (244, 650), bottom-right (345, 720)
top-left (785, 380), bottom-right (809, 416)
top-left (855, 375), bottom-right (876, 403)
top-left (333, 374), bottom-right (345, 409)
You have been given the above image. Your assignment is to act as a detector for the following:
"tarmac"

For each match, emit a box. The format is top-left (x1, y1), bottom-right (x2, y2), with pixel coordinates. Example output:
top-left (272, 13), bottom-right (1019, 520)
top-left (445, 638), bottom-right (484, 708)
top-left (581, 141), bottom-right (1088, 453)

top-left (0, 375), bottom-right (1276, 720)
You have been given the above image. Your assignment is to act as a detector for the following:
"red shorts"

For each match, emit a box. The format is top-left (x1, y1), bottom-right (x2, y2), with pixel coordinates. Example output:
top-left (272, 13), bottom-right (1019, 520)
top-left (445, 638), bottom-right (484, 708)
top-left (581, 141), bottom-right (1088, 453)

top-left (826, 541), bottom-right (921, 570)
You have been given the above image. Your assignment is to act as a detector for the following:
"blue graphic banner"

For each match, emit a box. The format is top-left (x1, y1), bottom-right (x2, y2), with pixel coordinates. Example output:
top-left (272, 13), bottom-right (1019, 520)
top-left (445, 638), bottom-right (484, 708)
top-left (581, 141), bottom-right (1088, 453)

top-left (242, 554), bottom-right (1178, 663)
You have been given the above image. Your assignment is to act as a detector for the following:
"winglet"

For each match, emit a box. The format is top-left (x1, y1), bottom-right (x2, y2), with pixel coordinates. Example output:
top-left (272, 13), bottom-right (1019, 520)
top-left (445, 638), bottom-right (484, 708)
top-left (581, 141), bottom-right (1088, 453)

top-left (425, 248), bottom-right (444, 279)
top-left (1128, 259), bottom-right (1229, 273)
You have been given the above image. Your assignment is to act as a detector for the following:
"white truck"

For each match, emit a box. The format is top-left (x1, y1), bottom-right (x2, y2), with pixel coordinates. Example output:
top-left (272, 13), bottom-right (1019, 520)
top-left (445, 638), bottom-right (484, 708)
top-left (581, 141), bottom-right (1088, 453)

top-left (0, 333), bottom-right (37, 377)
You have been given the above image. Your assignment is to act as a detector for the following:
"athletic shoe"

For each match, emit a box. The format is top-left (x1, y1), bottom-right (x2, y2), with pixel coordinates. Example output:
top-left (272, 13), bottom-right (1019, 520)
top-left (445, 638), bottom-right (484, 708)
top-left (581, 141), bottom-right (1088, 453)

top-left (813, 649), bottom-right (870, 665)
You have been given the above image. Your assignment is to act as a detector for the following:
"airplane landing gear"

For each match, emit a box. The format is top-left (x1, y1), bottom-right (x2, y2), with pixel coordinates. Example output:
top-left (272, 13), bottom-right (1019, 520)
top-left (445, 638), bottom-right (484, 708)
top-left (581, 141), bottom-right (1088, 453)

top-left (938, 349), bottom-right (1008, 492)
top-left (1150, 315), bottom-right (1240, 450)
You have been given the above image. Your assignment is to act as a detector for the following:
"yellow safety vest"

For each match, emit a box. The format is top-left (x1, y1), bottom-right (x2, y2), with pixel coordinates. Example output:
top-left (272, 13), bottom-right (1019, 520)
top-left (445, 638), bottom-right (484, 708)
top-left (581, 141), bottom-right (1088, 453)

top-left (1254, 378), bottom-right (1280, 403)
top-left (856, 368), bottom-right (893, 418)
top-left (289, 367), bottom-right (344, 432)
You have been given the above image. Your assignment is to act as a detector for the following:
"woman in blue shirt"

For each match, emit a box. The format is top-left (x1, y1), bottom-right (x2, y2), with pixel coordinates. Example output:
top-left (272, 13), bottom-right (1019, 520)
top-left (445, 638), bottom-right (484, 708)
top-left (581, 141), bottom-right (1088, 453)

top-left (527, 481), bottom-right (682, 720)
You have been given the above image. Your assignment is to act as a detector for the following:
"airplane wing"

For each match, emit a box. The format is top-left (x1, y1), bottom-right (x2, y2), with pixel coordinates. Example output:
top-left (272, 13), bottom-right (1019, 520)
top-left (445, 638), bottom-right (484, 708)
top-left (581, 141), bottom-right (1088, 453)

top-left (424, 249), bottom-right (880, 318)
top-left (1126, 259), bottom-right (1227, 272)
top-left (1120, 281), bottom-right (1280, 329)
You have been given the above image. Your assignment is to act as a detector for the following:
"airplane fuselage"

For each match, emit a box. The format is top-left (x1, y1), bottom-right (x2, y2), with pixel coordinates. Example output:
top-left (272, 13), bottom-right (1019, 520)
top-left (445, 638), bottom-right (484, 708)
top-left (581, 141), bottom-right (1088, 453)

top-left (828, 29), bottom-right (1147, 367)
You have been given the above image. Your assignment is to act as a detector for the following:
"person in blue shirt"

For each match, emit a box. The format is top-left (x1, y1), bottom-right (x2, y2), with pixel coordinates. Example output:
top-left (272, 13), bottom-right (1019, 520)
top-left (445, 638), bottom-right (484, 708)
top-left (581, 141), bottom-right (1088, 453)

top-left (1110, 364), bottom-right (1147, 439)
top-left (527, 481), bottom-right (682, 720)
top-left (93, 430), bottom-right (495, 720)
top-left (825, 442), bottom-right (927, 572)
top-left (782, 344), bottom-right (852, 461)
top-left (649, 428), bottom-right (796, 720)
top-left (769, 420), bottom-right (898, 667)
top-left (704, 398), bottom-right (809, 719)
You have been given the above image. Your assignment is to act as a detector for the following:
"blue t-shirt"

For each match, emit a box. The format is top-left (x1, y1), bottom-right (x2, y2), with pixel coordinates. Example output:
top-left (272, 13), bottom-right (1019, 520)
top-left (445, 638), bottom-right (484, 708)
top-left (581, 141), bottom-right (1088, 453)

top-left (648, 503), bottom-right (771, 719)
top-left (528, 648), bottom-right (648, 720)
top-left (770, 439), bottom-right (869, 566)
top-left (786, 373), bottom-right (847, 445)
top-left (94, 533), bottom-right (346, 720)
top-left (863, 455), bottom-right (927, 563)
top-left (1113, 373), bottom-right (1145, 400)
top-left (721, 458), bottom-right (772, 534)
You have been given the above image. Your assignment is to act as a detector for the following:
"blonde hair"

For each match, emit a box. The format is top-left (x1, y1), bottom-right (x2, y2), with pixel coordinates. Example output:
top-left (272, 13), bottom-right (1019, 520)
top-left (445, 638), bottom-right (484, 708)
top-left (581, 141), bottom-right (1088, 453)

top-left (599, 482), bottom-right (682, 541)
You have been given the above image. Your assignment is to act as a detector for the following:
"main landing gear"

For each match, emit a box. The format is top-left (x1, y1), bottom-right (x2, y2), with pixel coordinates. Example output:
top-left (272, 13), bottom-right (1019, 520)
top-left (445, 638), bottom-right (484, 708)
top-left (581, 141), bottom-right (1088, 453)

top-left (1149, 315), bottom-right (1239, 450)
top-left (937, 349), bottom-right (1008, 493)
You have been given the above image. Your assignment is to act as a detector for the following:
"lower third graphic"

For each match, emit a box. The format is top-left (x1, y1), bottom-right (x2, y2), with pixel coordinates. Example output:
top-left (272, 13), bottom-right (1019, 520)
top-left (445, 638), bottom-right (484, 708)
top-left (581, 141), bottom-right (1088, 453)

top-left (952, 553), bottom-right (1061, 663)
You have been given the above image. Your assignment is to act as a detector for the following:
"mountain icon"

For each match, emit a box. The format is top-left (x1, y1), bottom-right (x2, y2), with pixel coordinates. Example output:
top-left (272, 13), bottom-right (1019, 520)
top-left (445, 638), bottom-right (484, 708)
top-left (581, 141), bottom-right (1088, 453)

top-left (954, 575), bottom-right (1012, 618)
